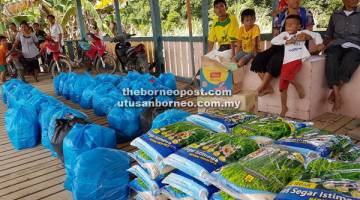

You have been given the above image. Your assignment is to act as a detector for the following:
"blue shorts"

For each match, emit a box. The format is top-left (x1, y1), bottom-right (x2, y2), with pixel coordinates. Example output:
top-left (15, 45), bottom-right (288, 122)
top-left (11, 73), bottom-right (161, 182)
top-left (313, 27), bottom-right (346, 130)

top-left (0, 65), bottom-right (6, 72)
top-left (234, 51), bottom-right (254, 63)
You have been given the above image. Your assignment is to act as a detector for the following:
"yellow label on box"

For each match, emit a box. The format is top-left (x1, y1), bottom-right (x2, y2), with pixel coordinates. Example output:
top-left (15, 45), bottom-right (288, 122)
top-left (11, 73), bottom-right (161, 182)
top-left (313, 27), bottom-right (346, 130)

top-left (288, 181), bottom-right (317, 189)
top-left (202, 66), bottom-right (229, 85)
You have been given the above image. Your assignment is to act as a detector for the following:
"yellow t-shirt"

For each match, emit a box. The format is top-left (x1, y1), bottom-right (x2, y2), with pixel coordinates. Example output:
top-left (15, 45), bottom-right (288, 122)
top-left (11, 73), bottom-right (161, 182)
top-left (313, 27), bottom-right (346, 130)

top-left (238, 24), bottom-right (260, 53)
top-left (208, 15), bottom-right (239, 46)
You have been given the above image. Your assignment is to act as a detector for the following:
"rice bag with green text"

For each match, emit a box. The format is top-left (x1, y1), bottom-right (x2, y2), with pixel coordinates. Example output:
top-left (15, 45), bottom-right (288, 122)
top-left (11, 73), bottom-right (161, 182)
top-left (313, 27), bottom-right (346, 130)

top-left (161, 185), bottom-right (195, 200)
top-left (338, 145), bottom-right (360, 162)
top-left (130, 122), bottom-right (215, 179)
top-left (128, 165), bottom-right (165, 196)
top-left (205, 145), bottom-right (308, 200)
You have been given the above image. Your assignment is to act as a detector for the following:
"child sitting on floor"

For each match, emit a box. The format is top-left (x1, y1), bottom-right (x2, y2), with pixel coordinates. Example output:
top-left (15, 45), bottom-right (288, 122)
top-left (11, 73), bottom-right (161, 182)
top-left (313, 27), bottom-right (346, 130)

top-left (233, 9), bottom-right (260, 67)
top-left (0, 35), bottom-right (8, 84)
top-left (271, 15), bottom-right (324, 117)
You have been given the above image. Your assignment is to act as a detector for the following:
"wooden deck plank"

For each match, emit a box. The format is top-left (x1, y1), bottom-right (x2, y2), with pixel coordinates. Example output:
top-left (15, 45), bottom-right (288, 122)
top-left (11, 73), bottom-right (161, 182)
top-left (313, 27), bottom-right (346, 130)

top-left (0, 174), bottom-right (65, 200)
top-left (39, 190), bottom-right (72, 200)
top-left (16, 184), bottom-right (66, 200)
top-left (323, 115), bottom-right (354, 133)
top-left (0, 149), bottom-right (49, 165)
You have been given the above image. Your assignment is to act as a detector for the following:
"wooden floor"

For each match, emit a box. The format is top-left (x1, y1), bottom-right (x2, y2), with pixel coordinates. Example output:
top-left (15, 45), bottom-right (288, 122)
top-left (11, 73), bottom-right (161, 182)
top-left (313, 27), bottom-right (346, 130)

top-left (0, 73), bottom-right (359, 200)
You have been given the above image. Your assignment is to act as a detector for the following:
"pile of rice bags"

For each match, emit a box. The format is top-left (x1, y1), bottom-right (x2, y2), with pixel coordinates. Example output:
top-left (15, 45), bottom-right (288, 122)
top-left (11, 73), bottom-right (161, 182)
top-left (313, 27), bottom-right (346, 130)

top-left (162, 134), bottom-right (261, 199)
top-left (275, 158), bottom-right (360, 200)
top-left (187, 109), bottom-right (257, 133)
top-left (130, 121), bottom-right (215, 179)
top-left (206, 145), bottom-right (308, 200)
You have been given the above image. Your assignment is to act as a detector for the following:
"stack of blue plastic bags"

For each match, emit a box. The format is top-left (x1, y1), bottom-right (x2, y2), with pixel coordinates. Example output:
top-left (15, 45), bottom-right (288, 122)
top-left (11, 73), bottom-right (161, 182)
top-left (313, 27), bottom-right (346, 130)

top-left (1, 79), bottom-right (130, 200)
top-left (54, 72), bottom-right (177, 141)
top-left (127, 108), bottom-right (360, 200)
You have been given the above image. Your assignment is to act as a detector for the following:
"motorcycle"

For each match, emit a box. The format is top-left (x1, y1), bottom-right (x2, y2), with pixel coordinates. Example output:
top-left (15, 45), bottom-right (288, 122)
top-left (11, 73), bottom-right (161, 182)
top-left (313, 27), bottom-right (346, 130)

top-left (5, 48), bottom-right (25, 81)
top-left (75, 33), bottom-right (117, 74)
top-left (112, 33), bottom-right (150, 74)
top-left (40, 37), bottom-right (72, 78)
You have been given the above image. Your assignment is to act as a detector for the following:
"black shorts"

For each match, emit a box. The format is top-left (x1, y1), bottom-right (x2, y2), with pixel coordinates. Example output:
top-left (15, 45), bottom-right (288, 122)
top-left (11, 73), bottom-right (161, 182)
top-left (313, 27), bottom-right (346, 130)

top-left (23, 57), bottom-right (40, 73)
top-left (251, 45), bottom-right (284, 77)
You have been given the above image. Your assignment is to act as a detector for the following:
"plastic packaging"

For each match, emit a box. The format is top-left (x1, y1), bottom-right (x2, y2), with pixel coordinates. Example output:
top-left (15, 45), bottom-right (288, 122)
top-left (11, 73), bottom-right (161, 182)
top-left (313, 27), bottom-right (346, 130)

top-left (151, 109), bottom-right (190, 129)
top-left (72, 148), bottom-right (130, 200)
top-left (5, 106), bottom-right (40, 150)
top-left (63, 123), bottom-right (117, 191)
top-left (107, 107), bottom-right (143, 140)
top-left (72, 73), bottom-right (96, 103)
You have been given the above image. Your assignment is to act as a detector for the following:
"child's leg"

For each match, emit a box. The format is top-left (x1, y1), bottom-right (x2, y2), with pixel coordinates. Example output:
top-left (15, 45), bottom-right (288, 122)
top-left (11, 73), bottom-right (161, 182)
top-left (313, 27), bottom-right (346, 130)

top-left (237, 57), bottom-right (247, 67)
top-left (257, 72), bottom-right (274, 96)
top-left (280, 88), bottom-right (289, 117)
top-left (289, 80), bottom-right (305, 99)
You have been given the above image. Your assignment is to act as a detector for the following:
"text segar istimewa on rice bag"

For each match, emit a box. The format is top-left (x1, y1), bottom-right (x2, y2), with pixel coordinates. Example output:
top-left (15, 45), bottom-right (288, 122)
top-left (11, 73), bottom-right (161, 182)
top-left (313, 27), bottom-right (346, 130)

top-left (187, 109), bottom-right (257, 133)
top-left (206, 145), bottom-right (309, 200)
top-left (130, 121), bottom-right (215, 179)
top-left (275, 158), bottom-right (360, 200)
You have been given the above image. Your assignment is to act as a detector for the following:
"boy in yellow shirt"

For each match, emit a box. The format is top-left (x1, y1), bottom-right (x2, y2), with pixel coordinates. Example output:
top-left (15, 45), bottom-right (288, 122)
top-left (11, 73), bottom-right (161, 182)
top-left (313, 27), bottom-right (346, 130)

top-left (207, 0), bottom-right (239, 61)
top-left (0, 35), bottom-right (8, 84)
top-left (233, 9), bottom-right (260, 67)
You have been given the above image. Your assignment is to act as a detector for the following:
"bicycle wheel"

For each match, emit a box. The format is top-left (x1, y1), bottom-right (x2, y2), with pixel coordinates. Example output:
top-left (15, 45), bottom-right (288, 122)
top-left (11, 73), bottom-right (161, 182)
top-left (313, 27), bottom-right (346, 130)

top-left (95, 54), bottom-right (117, 74)
top-left (51, 58), bottom-right (72, 78)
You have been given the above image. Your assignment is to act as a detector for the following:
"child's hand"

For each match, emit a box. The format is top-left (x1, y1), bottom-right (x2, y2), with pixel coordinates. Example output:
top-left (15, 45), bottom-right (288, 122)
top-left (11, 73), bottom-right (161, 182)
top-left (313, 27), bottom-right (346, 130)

top-left (286, 38), bottom-right (296, 45)
top-left (296, 33), bottom-right (311, 41)
top-left (317, 44), bottom-right (326, 52)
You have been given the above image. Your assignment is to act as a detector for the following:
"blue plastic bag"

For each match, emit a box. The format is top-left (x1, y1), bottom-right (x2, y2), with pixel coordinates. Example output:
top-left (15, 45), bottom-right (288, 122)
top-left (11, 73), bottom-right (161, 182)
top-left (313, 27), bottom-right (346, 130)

top-left (1, 79), bottom-right (24, 104)
top-left (5, 106), bottom-right (40, 150)
top-left (58, 73), bottom-right (69, 96)
top-left (72, 73), bottom-right (95, 104)
top-left (72, 148), bottom-right (130, 200)
top-left (27, 94), bottom-right (49, 114)
top-left (107, 107), bottom-right (142, 140)
top-left (157, 73), bottom-right (176, 90)
top-left (63, 123), bottom-right (117, 191)
top-left (7, 84), bottom-right (35, 109)
top-left (151, 109), bottom-right (190, 129)
top-left (80, 84), bottom-right (97, 109)
top-left (93, 89), bottom-right (132, 117)
top-left (47, 107), bottom-right (88, 156)
top-left (39, 104), bottom-right (65, 152)
top-left (91, 83), bottom-right (116, 116)
top-left (95, 74), bottom-right (123, 86)
top-left (62, 72), bottom-right (77, 100)
top-left (54, 73), bottom-right (67, 96)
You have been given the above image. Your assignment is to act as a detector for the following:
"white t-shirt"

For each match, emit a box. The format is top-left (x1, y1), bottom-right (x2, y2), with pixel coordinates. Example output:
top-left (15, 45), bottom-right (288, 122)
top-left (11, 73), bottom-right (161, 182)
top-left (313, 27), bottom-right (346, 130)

top-left (271, 30), bottom-right (323, 64)
top-left (50, 23), bottom-right (64, 46)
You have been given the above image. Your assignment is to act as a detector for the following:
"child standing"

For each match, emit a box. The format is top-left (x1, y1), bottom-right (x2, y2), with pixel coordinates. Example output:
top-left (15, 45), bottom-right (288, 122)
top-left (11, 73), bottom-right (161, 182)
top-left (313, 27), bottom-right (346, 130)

top-left (0, 35), bottom-right (8, 84)
top-left (233, 9), bottom-right (260, 67)
top-left (271, 15), bottom-right (323, 117)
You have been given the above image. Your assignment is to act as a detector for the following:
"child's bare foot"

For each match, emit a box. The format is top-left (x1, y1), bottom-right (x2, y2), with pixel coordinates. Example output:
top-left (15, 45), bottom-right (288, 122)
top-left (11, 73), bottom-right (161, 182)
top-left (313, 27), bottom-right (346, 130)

top-left (280, 106), bottom-right (288, 117)
top-left (294, 84), bottom-right (305, 99)
top-left (328, 91), bottom-right (335, 104)
top-left (258, 86), bottom-right (274, 97)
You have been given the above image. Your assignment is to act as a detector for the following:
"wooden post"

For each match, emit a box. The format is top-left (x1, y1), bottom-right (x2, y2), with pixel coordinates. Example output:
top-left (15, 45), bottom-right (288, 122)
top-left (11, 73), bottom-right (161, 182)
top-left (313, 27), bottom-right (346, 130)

top-left (75, 0), bottom-right (87, 40)
top-left (114, 0), bottom-right (123, 35)
top-left (149, 0), bottom-right (164, 73)
top-left (186, 0), bottom-right (196, 77)
top-left (201, 0), bottom-right (209, 54)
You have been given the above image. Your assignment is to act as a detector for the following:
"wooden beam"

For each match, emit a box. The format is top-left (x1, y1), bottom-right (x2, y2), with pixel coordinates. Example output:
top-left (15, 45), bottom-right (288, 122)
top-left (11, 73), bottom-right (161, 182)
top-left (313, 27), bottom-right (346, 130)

top-left (149, 0), bottom-right (165, 73)
top-left (75, 0), bottom-right (87, 40)
top-left (114, 0), bottom-right (123, 35)
top-left (186, 0), bottom-right (196, 77)
top-left (201, 0), bottom-right (209, 54)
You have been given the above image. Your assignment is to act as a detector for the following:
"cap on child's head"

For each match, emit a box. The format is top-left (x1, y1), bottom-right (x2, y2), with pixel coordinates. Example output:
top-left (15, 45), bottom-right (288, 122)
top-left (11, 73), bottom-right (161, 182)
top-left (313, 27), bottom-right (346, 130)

top-left (214, 0), bottom-right (227, 7)
top-left (241, 9), bottom-right (256, 22)
top-left (285, 15), bottom-right (302, 24)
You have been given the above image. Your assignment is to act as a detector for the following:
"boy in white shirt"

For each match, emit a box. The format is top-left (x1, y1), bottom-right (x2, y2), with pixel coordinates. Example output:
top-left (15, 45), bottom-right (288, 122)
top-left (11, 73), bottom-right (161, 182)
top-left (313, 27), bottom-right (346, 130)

top-left (271, 15), bottom-right (324, 117)
top-left (47, 14), bottom-right (65, 52)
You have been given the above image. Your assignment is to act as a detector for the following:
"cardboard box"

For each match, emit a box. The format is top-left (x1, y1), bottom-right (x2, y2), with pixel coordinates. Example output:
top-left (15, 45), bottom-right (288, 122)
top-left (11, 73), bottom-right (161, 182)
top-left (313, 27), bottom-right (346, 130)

top-left (200, 56), bottom-right (243, 94)
top-left (197, 90), bottom-right (258, 113)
